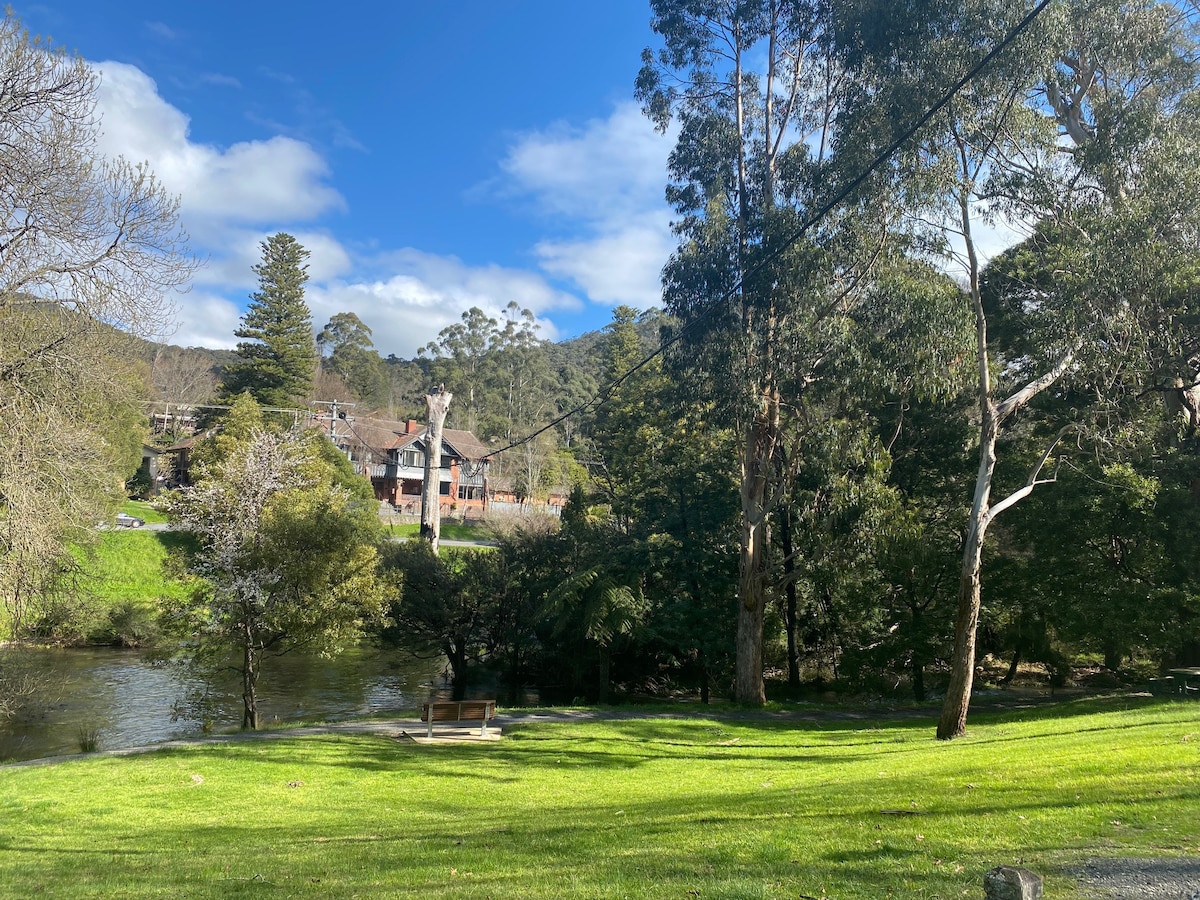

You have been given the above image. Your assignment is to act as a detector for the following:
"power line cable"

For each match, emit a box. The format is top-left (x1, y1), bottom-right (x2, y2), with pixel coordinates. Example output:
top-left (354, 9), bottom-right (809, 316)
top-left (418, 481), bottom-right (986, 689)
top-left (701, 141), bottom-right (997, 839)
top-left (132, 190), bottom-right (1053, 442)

top-left (478, 0), bottom-right (1054, 462)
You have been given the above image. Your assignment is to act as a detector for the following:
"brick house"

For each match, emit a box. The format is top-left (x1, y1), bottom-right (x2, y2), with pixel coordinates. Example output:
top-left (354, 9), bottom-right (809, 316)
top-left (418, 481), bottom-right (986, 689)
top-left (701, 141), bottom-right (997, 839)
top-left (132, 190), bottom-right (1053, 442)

top-left (329, 417), bottom-right (490, 519)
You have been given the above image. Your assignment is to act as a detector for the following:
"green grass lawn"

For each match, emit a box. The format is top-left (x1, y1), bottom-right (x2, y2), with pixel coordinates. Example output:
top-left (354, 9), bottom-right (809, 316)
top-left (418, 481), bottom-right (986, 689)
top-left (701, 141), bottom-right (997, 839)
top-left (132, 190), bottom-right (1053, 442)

top-left (120, 499), bottom-right (170, 525)
top-left (62, 530), bottom-right (198, 643)
top-left (0, 697), bottom-right (1196, 898)
top-left (387, 522), bottom-right (496, 542)
top-left (76, 530), bottom-right (196, 608)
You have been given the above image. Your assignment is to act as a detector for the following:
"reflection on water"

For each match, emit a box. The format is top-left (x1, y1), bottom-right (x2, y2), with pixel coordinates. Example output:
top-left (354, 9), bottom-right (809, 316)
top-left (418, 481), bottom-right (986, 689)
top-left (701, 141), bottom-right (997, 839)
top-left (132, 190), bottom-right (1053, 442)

top-left (0, 645), bottom-right (445, 763)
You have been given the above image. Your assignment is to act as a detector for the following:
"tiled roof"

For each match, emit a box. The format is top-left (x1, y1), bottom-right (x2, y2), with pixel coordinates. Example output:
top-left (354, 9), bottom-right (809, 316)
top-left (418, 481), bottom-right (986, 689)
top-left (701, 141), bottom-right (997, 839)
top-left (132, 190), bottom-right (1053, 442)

top-left (442, 428), bottom-right (489, 461)
top-left (330, 415), bottom-right (488, 461)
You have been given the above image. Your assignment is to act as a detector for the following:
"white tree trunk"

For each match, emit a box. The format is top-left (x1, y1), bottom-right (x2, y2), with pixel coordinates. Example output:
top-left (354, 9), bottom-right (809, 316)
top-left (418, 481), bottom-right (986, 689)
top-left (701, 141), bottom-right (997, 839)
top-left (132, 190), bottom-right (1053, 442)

top-left (420, 388), bottom-right (452, 554)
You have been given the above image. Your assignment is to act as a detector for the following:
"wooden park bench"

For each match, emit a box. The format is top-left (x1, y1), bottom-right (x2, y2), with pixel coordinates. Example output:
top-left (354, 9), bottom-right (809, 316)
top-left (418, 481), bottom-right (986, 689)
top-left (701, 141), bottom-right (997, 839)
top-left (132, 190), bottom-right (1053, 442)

top-left (420, 699), bottom-right (497, 739)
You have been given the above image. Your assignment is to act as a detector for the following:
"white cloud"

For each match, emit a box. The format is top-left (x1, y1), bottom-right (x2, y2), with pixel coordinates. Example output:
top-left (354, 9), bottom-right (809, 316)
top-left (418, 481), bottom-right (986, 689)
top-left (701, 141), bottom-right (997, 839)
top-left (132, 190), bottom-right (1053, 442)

top-left (498, 101), bottom-right (676, 309)
top-left (93, 61), bottom-right (344, 227)
top-left (143, 21), bottom-right (178, 42)
top-left (182, 240), bottom-right (573, 358)
top-left (199, 72), bottom-right (242, 89)
top-left (308, 250), bottom-right (577, 358)
top-left (502, 102), bottom-right (671, 224)
top-left (86, 62), bottom-right (671, 355)
top-left (165, 291), bottom-right (244, 350)
top-left (291, 231), bottom-right (354, 282)
top-left (193, 228), bottom-right (354, 291)
top-left (89, 60), bottom-right (352, 348)
top-left (534, 212), bottom-right (672, 307)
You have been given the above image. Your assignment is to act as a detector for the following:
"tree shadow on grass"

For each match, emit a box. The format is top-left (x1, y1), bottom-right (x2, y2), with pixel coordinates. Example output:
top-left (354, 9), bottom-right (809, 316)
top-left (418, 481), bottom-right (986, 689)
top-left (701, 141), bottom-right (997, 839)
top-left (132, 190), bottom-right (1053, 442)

top-left (140, 693), bottom-right (1194, 778)
top-left (4, 705), bottom-right (1195, 899)
top-left (0, 774), bottom-right (1134, 899)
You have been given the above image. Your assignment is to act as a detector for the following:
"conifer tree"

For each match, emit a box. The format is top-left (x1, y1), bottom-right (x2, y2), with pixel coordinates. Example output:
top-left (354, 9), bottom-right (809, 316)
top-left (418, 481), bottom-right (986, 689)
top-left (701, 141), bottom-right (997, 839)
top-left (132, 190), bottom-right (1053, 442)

top-left (221, 233), bottom-right (317, 408)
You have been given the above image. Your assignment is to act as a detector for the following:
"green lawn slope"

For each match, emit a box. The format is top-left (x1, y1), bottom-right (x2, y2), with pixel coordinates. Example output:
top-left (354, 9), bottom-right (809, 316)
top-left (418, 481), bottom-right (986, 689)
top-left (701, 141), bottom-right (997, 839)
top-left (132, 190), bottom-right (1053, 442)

top-left (67, 529), bottom-right (198, 644)
top-left (80, 530), bottom-right (195, 607)
top-left (1, 697), bottom-right (1196, 898)
top-left (120, 500), bottom-right (170, 525)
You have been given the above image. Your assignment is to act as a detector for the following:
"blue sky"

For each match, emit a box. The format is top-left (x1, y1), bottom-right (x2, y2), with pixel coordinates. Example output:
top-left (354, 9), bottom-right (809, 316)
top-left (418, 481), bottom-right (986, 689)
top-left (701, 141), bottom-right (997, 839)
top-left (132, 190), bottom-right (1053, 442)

top-left (16, 1), bottom-right (675, 357)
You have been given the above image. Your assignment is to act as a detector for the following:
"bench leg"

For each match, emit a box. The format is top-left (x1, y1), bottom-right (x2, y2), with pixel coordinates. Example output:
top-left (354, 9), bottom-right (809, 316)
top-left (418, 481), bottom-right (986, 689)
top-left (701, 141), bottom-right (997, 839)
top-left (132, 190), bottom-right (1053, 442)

top-left (480, 716), bottom-right (488, 738)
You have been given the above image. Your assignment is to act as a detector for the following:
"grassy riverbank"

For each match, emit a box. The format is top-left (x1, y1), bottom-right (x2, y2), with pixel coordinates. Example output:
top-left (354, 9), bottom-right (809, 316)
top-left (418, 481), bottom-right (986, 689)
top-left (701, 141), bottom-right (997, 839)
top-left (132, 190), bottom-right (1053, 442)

top-left (64, 529), bottom-right (196, 644)
top-left (1, 697), bottom-right (1196, 898)
top-left (119, 500), bottom-right (170, 525)
top-left (80, 530), bottom-right (194, 606)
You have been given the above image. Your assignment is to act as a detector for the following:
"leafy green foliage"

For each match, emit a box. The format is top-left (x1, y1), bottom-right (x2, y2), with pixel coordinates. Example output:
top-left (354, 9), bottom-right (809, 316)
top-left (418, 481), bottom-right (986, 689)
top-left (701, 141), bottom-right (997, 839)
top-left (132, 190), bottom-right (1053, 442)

top-left (317, 312), bottom-right (389, 408)
top-left (168, 417), bottom-right (389, 729)
top-left (381, 541), bottom-right (505, 700)
top-left (0, 305), bottom-right (151, 640)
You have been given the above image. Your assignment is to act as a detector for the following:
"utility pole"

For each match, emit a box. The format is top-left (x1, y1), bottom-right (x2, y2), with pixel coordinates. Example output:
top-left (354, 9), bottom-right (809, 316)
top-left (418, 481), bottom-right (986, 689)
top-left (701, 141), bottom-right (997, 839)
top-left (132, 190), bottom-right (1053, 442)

top-left (420, 385), bottom-right (453, 554)
top-left (309, 399), bottom-right (355, 447)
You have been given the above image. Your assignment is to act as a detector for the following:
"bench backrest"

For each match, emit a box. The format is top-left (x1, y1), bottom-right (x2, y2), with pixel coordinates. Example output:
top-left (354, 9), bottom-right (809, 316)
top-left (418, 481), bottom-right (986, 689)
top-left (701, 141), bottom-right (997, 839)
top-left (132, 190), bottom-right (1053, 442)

top-left (421, 700), bottom-right (496, 723)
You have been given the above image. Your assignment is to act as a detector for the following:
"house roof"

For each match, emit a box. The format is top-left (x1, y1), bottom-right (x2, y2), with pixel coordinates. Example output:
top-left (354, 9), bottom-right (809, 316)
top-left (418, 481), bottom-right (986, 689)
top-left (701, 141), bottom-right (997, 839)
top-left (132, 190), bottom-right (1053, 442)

top-left (329, 415), bottom-right (488, 462)
top-left (328, 416), bottom-right (405, 458)
top-left (442, 428), bottom-right (489, 461)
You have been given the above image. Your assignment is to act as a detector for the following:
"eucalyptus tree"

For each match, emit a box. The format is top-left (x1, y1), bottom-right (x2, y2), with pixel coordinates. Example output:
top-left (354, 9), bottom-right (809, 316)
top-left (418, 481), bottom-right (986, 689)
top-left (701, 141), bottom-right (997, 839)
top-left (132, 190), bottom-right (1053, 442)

top-left (859, 0), bottom-right (1200, 738)
top-left (637, 0), bottom-right (970, 703)
top-left (772, 259), bottom-right (973, 695)
top-left (419, 306), bottom-right (500, 435)
top-left (316, 312), bottom-right (388, 408)
top-left (493, 302), bottom-right (559, 445)
top-left (221, 233), bottom-right (318, 410)
top-left (591, 306), bottom-right (741, 700)
top-left (418, 303), bottom-right (560, 456)
top-left (384, 353), bottom-right (428, 421)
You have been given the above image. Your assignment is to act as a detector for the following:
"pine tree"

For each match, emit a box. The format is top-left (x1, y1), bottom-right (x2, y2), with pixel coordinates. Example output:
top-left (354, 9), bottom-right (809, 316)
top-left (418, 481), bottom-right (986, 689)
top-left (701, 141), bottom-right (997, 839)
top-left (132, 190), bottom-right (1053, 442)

top-left (221, 233), bottom-right (317, 408)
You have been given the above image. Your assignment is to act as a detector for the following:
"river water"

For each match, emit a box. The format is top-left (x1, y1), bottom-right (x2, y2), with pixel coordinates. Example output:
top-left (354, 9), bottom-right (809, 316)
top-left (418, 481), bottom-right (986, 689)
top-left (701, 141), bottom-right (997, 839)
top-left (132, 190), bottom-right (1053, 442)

top-left (0, 645), bottom-right (445, 763)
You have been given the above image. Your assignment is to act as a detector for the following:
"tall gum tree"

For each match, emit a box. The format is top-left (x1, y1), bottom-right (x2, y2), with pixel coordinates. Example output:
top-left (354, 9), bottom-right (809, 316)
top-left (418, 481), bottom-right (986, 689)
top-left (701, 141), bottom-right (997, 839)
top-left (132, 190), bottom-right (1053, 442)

top-left (947, 0), bottom-right (1200, 739)
top-left (639, 0), bottom-right (940, 703)
top-left (837, 0), bottom-right (1200, 737)
top-left (419, 306), bottom-right (501, 437)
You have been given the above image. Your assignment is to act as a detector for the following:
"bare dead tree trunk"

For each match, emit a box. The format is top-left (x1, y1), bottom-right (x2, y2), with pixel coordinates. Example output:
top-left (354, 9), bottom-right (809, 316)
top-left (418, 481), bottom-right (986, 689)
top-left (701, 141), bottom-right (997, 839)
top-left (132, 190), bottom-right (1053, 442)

top-left (420, 386), bottom-right (452, 555)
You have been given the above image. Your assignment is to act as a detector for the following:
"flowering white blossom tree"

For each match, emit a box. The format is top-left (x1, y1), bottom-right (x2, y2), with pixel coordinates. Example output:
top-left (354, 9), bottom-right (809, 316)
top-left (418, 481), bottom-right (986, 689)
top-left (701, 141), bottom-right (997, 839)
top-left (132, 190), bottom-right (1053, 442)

top-left (172, 427), bottom-right (388, 729)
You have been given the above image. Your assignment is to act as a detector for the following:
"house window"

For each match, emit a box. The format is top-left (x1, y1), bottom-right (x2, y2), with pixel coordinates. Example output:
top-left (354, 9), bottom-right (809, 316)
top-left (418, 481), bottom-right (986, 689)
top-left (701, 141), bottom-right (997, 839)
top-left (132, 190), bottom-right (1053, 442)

top-left (401, 449), bottom-right (420, 468)
top-left (439, 481), bottom-right (451, 496)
